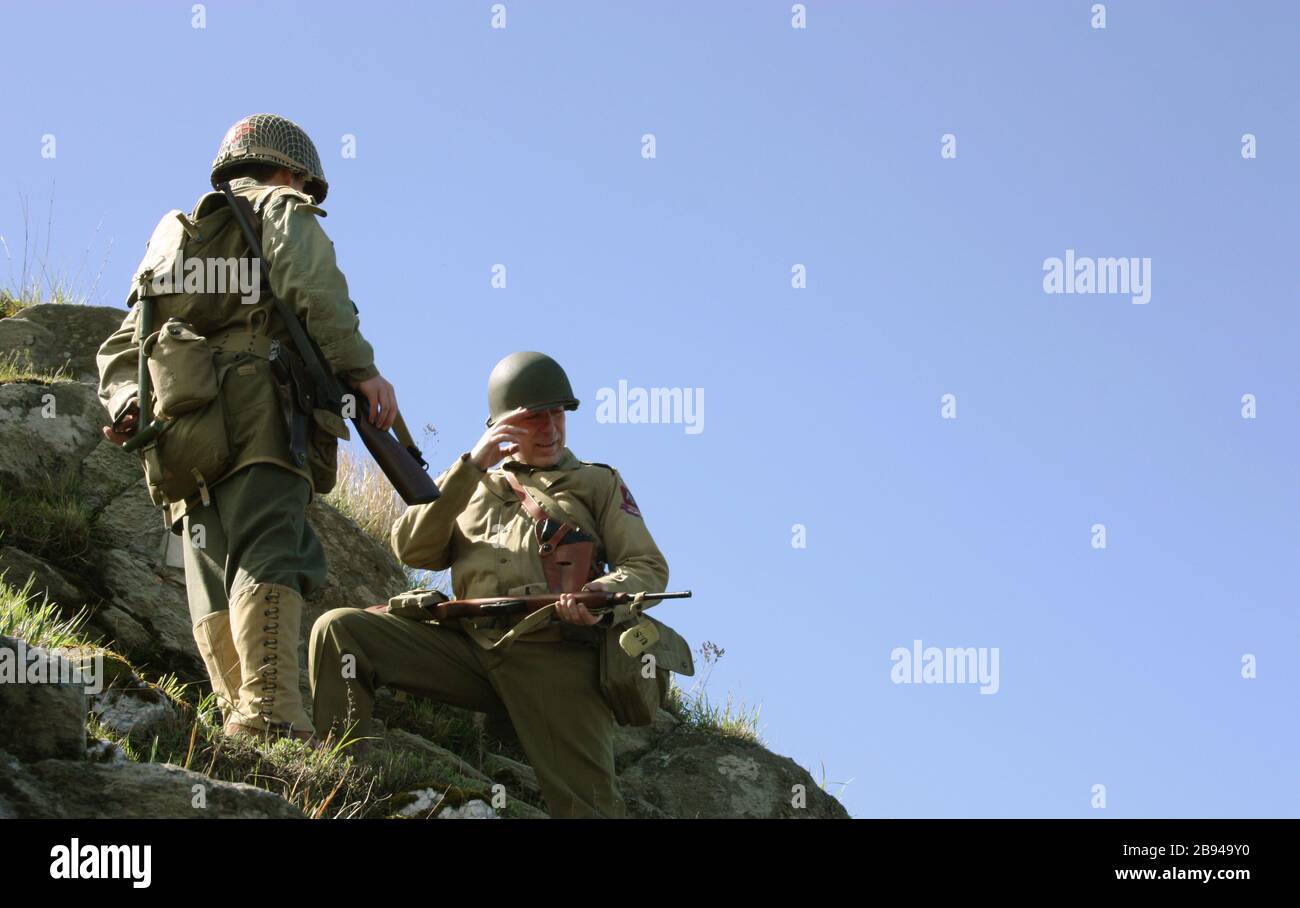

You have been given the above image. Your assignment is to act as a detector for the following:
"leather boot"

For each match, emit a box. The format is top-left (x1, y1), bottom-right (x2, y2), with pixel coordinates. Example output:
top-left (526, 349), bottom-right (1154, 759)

top-left (225, 582), bottom-right (315, 740)
top-left (193, 610), bottom-right (243, 725)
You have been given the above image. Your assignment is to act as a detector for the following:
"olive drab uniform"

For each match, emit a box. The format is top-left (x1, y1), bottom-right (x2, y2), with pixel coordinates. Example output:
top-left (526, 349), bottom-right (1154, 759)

top-left (96, 170), bottom-right (376, 736)
top-left (309, 447), bottom-right (670, 818)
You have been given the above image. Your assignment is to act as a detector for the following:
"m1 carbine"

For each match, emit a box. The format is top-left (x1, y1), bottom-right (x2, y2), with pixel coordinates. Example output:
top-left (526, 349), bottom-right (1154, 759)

top-left (378, 589), bottom-right (692, 659)
top-left (430, 590), bottom-right (692, 621)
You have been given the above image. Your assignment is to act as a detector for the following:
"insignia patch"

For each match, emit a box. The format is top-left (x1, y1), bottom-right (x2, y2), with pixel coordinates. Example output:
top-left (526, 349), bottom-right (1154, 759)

top-left (619, 483), bottom-right (642, 518)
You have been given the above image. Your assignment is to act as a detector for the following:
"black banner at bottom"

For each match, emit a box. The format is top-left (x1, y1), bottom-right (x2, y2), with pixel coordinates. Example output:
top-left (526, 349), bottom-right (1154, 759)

top-left (3, 818), bottom-right (1286, 892)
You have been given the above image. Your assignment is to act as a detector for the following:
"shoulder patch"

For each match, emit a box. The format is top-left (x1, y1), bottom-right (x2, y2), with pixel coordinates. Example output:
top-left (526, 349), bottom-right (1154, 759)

top-left (581, 461), bottom-right (617, 473)
top-left (618, 482), bottom-right (643, 518)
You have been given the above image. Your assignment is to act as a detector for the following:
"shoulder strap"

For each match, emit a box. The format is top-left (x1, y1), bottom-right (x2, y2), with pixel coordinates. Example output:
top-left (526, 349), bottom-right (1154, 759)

top-left (502, 470), bottom-right (549, 523)
top-left (502, 470), bottom-right (575, 557)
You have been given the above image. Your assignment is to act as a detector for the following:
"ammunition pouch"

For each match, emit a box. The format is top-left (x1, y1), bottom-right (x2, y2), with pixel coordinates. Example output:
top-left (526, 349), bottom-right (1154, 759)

top-left (385, 588), bottom-right (448, 621)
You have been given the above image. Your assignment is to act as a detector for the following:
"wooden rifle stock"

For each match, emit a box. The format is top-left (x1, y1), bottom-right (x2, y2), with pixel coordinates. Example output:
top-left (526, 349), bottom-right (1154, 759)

top-left (429, 590), bottom-right (692, 621)
top-left (351, 393), bottom-right (440, 505)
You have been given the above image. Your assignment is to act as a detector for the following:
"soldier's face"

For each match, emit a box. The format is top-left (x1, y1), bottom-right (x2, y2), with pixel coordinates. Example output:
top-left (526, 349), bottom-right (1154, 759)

top-left (515, 407), bottom-right (566, 468)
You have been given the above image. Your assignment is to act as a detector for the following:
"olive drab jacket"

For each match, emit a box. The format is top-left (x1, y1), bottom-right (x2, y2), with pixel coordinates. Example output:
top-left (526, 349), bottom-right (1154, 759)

top-left (96, 177), bottom-right (377, 522)
top-left (391, 447), bottom-right (669, 644)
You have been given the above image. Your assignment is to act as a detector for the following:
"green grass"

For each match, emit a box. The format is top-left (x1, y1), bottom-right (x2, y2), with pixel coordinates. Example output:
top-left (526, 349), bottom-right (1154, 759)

top-left (666, 682), bottom-right (763, 744)
top-left (663, 640), bottom-right (764, 744)
top-left (0, 576), bottom-right (88, 647)
top-left (0, 577), bottom-right (159, 692)
top-left (1, 190), bottom-right (112, 311)
top-left (0, 350), bottom-right (73, 385)
top-left (323, 446), bottom-right (404, 543)
top-left (0, 473), bottom-right (94, 571)
top-left (0, 573), bottom-right (513, 818)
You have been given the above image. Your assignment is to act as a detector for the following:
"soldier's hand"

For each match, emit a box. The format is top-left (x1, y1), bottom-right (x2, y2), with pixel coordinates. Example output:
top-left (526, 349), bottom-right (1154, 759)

top-left (555, 582), bottom-right (605, 626)
top-left (470, 407), bottom-right (531, 471)
top-left (355, 373), bottom-right (398, 431)
top-left (102, 402), bottom-right (139, 446)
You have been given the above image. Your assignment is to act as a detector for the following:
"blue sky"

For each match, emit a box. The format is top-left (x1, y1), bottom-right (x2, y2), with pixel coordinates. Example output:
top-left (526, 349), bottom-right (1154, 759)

top-left (2, 1), bottom-right (1296, 818)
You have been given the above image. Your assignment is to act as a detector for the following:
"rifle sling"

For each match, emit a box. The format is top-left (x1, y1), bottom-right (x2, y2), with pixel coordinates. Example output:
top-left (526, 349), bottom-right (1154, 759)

top-left (224, 188), bottom-right (422, 452)
top-left (218, 184), bottom-right (342, 410)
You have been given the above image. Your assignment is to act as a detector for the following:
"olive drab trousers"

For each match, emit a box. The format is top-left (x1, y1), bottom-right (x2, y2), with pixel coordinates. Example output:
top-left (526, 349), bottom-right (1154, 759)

top-left (180, 464), bottom-right (328, 622)
top-left (309, 607), bottom-right (625, 819)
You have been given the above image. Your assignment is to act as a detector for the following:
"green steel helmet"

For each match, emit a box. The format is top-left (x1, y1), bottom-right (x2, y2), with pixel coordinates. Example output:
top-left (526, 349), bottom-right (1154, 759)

top-left (486, 352), bottom-right (580, 426)
top-left (210, 113), bottom-right (329, 202)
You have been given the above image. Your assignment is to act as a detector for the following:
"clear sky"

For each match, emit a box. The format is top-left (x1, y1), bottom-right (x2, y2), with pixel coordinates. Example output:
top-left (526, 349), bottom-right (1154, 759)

top-left (1, 0), bottom-right (1295, 819)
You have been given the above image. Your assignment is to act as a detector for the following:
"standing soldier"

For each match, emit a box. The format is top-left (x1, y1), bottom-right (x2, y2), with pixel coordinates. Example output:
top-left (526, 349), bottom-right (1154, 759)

top-left (309, 352), bottom-right (690, 817)
top-left (97, 114), bottom-right (401, 740)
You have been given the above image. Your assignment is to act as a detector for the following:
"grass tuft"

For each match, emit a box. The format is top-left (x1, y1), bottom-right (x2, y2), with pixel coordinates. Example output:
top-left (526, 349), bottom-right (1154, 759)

top-left (324, 445), bottom-right (451, 592)
top-left (0, 472), bottom-right (94, 571)
top-left (324, 446), bottom-right (404, 543)
top-left (1, 189), bottom-right (112, 310)
top-left (0, 350), bottom-right (74, 385)
top-left (664, 640), bottom-right (763, 744)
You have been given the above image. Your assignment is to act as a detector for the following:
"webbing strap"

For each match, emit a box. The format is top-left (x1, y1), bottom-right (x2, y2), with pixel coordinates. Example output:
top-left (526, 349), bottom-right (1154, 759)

top-left (461, 603), bottom-right (558, 653)
top-left (502, 470), bottom-right (572, 557)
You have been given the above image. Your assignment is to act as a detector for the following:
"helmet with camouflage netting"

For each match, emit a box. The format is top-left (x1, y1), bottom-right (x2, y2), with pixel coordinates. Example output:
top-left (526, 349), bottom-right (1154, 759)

top-left (210, 113), bottom-right (329, 202)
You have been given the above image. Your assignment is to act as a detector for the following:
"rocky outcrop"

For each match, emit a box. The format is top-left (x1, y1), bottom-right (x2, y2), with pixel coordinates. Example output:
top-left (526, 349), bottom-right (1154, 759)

top-left (0, 304), bottom-right (125, 382)
top-left (0, 636), bottom-right (87, 762)
top-left (0, 303), bottom-right (850, 820)
top-left (0, 749), bottom-right (305, 819)
top-left (619, 725), bottom-right (849, 819)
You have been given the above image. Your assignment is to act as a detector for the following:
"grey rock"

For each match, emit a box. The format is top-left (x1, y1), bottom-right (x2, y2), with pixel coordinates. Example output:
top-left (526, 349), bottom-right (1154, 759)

top-left (0, 635), bottom-right (88, 761)
top-left (85, 738), bottom-right (128, 764)
top-left (78, 439), bottom-right (145, 514)
top-left (84, 604), bottom-right (153, 657)
top-left (0, 304), bottom-right (127, 382)
top-left (94, 482), bottom-right (169, 561)
top-left (96, 547), bottom-right (198, 673)
top-left (91, 687), bottom-right (175, 738)
top-left (382, 728), bottom-right (491, 784)
top-left (437, 798), bottom-right (498, 820)
top-left (617, 731), bottom-right (851, 819)
top-left (0, 748), bottom-right (305, 818)
top-left (0, 381), bottom-right (104, 489)
top-left (612, 708), bottom-right (681, 771)
top-left (0, 546), bottom-right (88, 610)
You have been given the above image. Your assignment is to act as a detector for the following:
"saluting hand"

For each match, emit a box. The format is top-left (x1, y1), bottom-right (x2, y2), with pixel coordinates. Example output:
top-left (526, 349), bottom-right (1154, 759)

top-left (470, 406), bottom-right (532, 471)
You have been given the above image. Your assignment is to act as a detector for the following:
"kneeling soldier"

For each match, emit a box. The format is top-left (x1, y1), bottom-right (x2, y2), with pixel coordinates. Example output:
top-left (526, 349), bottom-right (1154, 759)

top-left (310, 352), bottom-right (686, 817)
